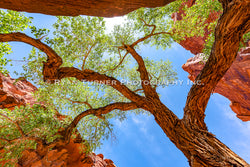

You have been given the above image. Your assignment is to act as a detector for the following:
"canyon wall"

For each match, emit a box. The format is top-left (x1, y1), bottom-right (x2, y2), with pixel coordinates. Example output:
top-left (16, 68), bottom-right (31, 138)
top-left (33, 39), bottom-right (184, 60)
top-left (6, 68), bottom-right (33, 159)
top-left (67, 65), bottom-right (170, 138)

top-left (0, 0), bottom-right (174, 17)
top-left (0, 73), bottom-right (116, 167)
top-left (172, 0), bottom-right (250, 121)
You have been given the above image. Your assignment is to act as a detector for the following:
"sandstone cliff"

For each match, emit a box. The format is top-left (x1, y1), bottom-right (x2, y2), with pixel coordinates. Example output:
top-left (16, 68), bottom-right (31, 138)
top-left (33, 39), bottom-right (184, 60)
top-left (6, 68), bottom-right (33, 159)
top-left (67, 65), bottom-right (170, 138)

top-left (0, 73), bottom-right (116, 167)
top-left (0, 0), bottom-right (174, 17)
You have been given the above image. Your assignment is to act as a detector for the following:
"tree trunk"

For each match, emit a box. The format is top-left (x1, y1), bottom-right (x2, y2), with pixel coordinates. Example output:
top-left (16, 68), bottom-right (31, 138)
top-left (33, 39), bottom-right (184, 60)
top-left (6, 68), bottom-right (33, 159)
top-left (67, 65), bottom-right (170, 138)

top-left (151, 100), bottom-right (249, 167)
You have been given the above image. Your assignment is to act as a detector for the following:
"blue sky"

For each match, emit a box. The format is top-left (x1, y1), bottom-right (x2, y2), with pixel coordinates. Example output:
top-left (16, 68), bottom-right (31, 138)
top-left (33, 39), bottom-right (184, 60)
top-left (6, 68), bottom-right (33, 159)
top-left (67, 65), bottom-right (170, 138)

top-left (3, 12), bottom-right (250, 167)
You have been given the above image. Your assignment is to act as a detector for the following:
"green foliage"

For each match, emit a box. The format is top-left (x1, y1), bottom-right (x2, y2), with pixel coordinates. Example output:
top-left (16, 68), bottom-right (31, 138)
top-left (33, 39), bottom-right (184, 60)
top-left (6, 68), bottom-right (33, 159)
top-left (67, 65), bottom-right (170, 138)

top-left (0, 10), bottom-right (32, 73)
top-left (0, 105), bottom-right (70, 165)
top-left (0, 0), bottom-right (229, 162)
top-left (127, 0), bottom-right (223, 56)
top-left (16, 14), bottom-right (177, 153)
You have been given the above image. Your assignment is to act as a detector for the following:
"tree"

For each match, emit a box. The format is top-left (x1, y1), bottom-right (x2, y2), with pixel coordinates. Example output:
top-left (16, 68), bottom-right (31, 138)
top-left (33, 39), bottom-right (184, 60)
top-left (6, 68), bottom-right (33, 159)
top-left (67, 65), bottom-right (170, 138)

top-left (0, 0), bottom-right (250, 166)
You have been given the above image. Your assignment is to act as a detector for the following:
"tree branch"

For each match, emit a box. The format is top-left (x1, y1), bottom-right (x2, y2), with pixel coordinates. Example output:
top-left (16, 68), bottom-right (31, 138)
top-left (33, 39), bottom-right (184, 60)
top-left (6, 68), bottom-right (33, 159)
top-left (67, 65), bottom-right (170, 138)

top-left (139, 18), bottom-right (156, 34)
top-left (102, 50), bottom-right (128, 73)
top-left (64, 97), bottom-right (93, 109)
top-left (0, 32), bottom-right (62, 67)
top-left (63, 102), bottom-right (138, 142)
top-left (56, 67), bottom-right (145, 103)
top-left (124, 45), bottom-right (158, 98)
top-left (131, 32), bottom-right (172, 48)
top-left (183, 0), bottom-right (250, 129)
top-left (82, 42), bottom-right (97, 70)
top-left (0, 32), bottom-right (145, 104)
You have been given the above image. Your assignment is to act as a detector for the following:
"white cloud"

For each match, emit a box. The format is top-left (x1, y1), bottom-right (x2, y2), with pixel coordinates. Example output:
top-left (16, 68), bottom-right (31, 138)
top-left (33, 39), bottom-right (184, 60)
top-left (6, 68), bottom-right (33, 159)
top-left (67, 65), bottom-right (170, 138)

top-left (104, 16), bottom-right (127, 33)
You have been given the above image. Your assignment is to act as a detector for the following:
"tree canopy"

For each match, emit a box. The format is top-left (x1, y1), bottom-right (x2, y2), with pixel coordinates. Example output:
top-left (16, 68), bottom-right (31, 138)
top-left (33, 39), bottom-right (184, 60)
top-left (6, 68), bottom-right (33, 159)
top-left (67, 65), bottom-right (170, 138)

top-left (0, 0), bottom-right (249, 166)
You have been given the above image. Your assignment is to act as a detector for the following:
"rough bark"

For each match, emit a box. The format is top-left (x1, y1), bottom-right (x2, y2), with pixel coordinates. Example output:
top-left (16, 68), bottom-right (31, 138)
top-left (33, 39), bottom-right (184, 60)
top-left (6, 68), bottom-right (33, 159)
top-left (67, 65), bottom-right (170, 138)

top-left (182, 47), bottom-right (250, 122)
top-left (0, 0), bottom-right (175, 17)
top-left (150, 99), bottom-right (249, 167)
top-left (0, 0), bottom-right (250, 166)
top-left (183, 0), bottom-right (250, 130)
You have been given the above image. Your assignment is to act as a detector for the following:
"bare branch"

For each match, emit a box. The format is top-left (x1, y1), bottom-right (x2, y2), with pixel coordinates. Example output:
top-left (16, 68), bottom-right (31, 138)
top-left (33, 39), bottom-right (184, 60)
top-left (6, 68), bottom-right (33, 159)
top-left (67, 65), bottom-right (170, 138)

top-left (0, 32), bottom-right (145, 104)
top-left (57, 67), bottom-right (145, 103)
top-left (102, 50), bottom-right (128, 73)
top-left (131, 32), bottom-right (172, 47)
top-left (0, 32), bottom-right (62, 67)
top-left (133, 88), bottom-right (143, 93)
top-left (139, 18), bottom-right (156, 34)
top-left (63, 102), bottom-right (138, 142)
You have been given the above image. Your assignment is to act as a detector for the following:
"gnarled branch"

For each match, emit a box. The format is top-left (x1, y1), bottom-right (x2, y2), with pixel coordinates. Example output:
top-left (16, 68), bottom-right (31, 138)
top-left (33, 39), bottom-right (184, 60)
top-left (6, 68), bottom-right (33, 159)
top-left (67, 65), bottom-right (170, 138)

top-left (124, 45), bottom-right (158, 98)
top-left (63, 102), bottom-right (138, 142)
top-left (0, 32), bottom-right (145, 104)
top-left (183, 0), bottom-right (250, 130)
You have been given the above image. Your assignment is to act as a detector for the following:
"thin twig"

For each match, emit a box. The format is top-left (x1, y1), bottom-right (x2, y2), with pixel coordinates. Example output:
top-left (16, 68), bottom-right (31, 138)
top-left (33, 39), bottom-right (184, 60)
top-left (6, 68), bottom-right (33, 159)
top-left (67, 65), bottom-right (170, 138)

top-left (82, 42), bottom-right (97, 70)
top-left (64, 97), bottom-right (93, 109)
top-left (102, 50), bottom-right (128, 73)
top-left (139, 18), bottom-right (156, 34)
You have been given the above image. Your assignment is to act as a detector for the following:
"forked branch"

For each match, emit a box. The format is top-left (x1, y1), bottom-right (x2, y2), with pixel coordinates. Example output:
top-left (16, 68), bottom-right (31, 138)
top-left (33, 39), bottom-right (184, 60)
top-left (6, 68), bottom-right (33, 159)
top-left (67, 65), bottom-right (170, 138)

top-left (131, 18), bottom-right (172, 47)
top-left (124, 44), bottom-right (158, 98)
top-left (63, 102), bottom-right (138, 142)
top-left (0, 32), bottom-right (145, 104)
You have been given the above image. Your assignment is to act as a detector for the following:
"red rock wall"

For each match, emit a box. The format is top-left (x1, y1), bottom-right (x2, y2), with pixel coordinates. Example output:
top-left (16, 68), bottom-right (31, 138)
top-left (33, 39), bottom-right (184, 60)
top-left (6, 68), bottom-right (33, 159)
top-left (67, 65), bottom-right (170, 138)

top-left (171, 0), bottom-right (221, 54)
top-left (172, 0), bottom-right (250, 121)
top-left (182, 47), bottom-right (250, 121)
top-left (18, 139), bottom-right (116, 167)
top-left (0, 74), bottom-right (116, 167)
top-left (0, 73), bottom-right (38, 109)
top-left (0, 0), bottom-right (174, 17)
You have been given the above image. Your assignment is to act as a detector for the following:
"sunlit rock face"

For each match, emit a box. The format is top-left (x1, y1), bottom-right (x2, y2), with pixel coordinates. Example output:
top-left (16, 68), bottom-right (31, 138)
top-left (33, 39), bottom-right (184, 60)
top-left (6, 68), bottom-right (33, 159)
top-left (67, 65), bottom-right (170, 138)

top-left (0, 0), bottom-right (173, 17)
top-left (0, 73), bottom-right (37, 109)
top-left (182, 47), bottom-right (250, 121)
top-left (0, 74), bottom-right (116, 167)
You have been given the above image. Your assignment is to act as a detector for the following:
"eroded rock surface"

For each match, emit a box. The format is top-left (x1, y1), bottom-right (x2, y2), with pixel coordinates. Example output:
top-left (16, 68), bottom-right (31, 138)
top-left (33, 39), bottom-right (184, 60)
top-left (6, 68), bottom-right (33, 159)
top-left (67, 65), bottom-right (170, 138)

top-left (182, 47), bottom-right (250, 121)
top-left (0, 73), bottom-right (37, 109)
top-left (0, 74), bottom-right (116, 167)
top-left (0, 0), bottom-right (174, 17)
top-left (18, 138), bottom-right (116, 167)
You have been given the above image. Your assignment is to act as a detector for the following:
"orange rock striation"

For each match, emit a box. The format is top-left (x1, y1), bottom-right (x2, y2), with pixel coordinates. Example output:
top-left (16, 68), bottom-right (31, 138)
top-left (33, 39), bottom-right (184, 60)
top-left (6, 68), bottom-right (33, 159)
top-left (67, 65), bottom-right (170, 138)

top-left (0, 0), bottom-right (174, 17)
